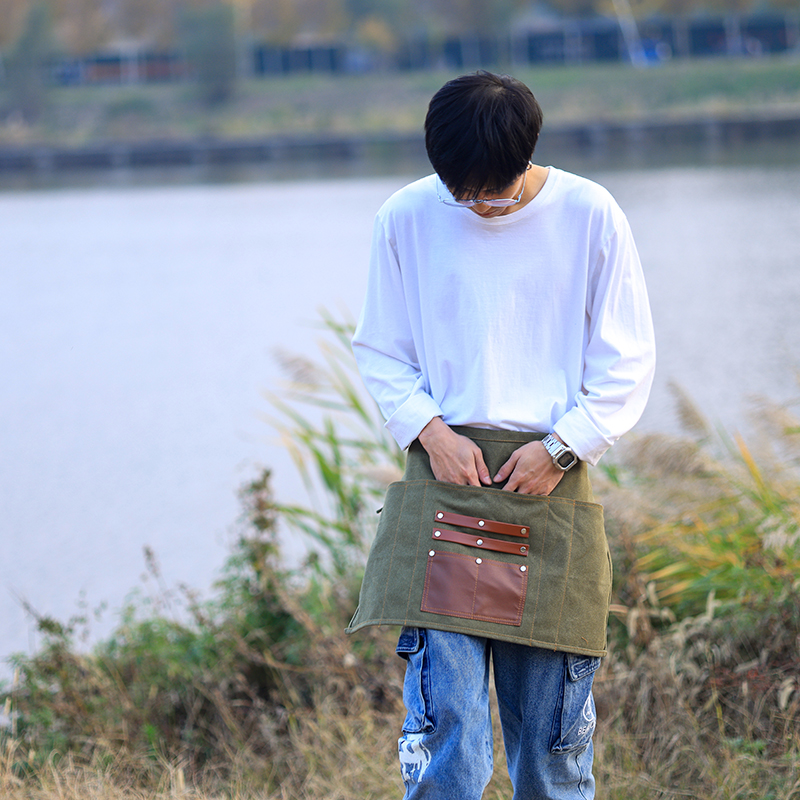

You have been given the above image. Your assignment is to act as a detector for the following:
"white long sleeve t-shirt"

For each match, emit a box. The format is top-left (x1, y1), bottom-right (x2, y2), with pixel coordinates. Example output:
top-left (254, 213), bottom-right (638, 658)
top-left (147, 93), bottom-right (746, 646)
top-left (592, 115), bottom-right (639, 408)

top-left (352, 167), bottom-right (656, 466)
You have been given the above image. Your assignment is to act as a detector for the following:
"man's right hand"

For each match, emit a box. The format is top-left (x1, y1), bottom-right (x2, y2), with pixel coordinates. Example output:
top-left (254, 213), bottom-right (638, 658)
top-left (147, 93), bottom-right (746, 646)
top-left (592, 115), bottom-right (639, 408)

top-left (417, 417), bottom-right (492, 487)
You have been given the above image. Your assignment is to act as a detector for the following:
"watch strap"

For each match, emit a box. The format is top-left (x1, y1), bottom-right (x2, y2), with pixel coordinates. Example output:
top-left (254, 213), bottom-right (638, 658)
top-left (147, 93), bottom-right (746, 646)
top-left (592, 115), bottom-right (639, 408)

top-left (542, 434), bottom-right (578, 471)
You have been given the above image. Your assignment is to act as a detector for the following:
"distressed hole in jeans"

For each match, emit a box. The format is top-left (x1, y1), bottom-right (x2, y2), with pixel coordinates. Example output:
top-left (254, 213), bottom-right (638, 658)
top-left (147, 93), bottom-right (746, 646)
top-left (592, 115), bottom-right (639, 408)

top-left (399, 732), bottom-right (432, 784)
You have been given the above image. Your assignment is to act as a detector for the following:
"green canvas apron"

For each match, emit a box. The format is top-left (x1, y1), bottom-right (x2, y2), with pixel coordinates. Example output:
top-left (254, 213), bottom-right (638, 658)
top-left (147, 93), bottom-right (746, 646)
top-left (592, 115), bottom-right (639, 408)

top-left (346, 427), bottom-right (611, 657)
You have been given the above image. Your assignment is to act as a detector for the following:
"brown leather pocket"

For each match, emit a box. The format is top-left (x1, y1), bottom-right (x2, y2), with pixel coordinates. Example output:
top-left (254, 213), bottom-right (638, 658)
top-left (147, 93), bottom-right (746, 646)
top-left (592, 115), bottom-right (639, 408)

top-left (421, 550), bottom-right (528, 626)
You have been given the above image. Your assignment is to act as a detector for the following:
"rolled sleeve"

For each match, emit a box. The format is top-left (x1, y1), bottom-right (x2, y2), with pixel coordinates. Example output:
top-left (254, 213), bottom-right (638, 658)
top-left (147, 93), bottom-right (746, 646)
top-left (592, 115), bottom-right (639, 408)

top-left (385, 392), bottom-right (444, 451)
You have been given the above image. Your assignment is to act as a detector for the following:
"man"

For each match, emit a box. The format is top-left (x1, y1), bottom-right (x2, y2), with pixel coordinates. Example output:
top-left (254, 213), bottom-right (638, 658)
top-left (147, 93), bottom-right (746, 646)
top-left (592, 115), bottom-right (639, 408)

top-left (348, 71), bottom-right (655, 799)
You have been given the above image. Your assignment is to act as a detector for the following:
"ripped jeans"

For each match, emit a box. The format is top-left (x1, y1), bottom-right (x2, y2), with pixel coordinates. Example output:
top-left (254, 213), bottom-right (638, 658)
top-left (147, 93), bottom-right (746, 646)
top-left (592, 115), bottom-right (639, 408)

top-left (396, 627), bottom-right (598, 800)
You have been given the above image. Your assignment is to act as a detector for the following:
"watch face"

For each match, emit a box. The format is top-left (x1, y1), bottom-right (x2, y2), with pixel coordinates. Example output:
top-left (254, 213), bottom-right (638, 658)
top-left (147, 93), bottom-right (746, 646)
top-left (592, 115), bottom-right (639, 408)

top-left (557, 451), bottom-right (577, 468)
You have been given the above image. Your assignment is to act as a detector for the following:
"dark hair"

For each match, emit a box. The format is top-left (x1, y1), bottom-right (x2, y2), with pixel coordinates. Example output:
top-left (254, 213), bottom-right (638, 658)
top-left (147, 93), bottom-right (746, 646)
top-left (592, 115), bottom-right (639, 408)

top-left (424, 71), bottom-right (543, 198)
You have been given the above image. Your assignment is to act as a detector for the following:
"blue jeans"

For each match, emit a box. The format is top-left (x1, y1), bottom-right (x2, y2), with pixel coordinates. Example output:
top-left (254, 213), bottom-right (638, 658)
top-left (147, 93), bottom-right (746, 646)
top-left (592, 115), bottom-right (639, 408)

top-left (396, 627), bottom-right (599, 800)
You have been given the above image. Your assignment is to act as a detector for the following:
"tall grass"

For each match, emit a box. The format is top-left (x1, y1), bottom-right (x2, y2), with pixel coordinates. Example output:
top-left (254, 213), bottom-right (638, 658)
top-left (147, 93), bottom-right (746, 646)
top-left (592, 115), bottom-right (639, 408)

top-left (2, 316), bottom-right (799, 799)
top-left (265, 311), bottom-right (404, 578)
top-left (594, 388), bottom-right (800, 798)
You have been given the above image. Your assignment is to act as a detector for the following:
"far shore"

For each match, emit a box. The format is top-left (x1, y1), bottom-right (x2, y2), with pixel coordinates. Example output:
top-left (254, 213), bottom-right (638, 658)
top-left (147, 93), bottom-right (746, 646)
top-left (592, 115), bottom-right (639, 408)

top-left (2, 56), bottom-right (799, 179)
top-left (1, 110), bottom-right (799, 175)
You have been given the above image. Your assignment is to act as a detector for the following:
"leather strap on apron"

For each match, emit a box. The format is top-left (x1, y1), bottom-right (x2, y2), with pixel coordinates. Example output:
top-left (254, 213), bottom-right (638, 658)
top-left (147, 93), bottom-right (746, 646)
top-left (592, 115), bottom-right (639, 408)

top-left (346, 426), bottom-right (611, 657)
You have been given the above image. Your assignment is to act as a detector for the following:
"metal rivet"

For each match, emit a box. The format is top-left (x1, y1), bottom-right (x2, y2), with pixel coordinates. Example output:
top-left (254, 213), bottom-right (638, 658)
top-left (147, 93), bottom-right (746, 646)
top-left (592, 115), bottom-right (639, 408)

top-left (434, 530), bottom-right (441, 537)
top-left (437, 512), bottom-right (444, 519)
top-left (520, 546), bottom-right (527, 553)
top-left (520, 528), bottom-right (527, 535)
top-left (478, 520), bottom-right (485, 527)
top-left (520, 565), bottom-right (527, 572)
top-left (476, 539), bottom-right (483, 546)
top-left (429, 550), bottom-right (435, 557)
top-left (476, 558), bottom-right (482, 565)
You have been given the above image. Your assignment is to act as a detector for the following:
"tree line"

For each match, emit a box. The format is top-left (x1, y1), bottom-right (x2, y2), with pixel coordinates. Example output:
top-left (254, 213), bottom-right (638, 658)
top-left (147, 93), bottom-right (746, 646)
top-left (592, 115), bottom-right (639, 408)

top-left (1, 0), bottom-right (797, 56)
top-left (1, 0), bottom-right (795, 123)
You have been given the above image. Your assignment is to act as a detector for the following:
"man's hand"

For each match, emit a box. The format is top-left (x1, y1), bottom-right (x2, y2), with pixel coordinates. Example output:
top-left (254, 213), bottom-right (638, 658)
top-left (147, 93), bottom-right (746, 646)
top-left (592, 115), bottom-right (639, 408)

top-left (418, 418), bottom-right (492, 487)
top-left (494, 440), bottom-right (564, 496)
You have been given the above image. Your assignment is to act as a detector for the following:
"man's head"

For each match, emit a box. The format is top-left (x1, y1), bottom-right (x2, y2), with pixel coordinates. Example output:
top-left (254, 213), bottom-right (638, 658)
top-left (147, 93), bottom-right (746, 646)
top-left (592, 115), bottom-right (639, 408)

top-left (425, 71), bottom-right (543, 200)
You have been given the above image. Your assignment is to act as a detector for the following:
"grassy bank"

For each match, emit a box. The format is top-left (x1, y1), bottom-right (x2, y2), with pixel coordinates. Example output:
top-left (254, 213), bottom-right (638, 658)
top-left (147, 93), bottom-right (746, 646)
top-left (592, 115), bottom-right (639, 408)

top-left (2, 54), bottom-right (799, 147)
top-left (2, 317), bottom-right (799, 800)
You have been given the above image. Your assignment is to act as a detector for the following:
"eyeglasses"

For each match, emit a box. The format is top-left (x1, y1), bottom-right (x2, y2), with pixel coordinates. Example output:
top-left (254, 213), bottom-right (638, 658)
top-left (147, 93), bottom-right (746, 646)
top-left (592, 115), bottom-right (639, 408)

top-left (437, 165), bottom-right (529, 208)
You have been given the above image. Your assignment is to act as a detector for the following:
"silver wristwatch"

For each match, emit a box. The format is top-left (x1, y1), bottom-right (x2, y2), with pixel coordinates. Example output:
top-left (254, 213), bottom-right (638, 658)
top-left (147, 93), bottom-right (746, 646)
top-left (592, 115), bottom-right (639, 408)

top-left (541, 434), bottom-right (578, 471)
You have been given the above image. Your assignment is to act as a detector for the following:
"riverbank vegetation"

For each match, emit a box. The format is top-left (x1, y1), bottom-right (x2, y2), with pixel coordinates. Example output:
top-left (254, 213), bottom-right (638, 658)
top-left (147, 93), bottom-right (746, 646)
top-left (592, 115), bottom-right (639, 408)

top-left (2, 54), bottom-right (799, 147)
top-left (2, 318), bottom-right (800, 799)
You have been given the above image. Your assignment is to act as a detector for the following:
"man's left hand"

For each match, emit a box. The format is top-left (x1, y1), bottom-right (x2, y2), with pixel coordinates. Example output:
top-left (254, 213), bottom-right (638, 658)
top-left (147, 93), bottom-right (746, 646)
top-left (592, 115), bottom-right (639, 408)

top-left (493, 441), bottom-right (564, 496)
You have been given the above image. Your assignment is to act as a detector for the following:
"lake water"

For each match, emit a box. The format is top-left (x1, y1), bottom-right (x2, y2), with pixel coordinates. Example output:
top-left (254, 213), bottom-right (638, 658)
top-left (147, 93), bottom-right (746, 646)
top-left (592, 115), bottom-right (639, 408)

top-left (2, 153), bottom-right (800, 673)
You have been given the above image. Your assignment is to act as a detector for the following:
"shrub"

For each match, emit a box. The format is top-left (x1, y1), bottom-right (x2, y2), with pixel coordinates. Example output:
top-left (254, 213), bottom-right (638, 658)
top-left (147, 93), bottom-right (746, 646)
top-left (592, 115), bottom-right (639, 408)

top-left (1, 466), bottom-right (400, 791)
